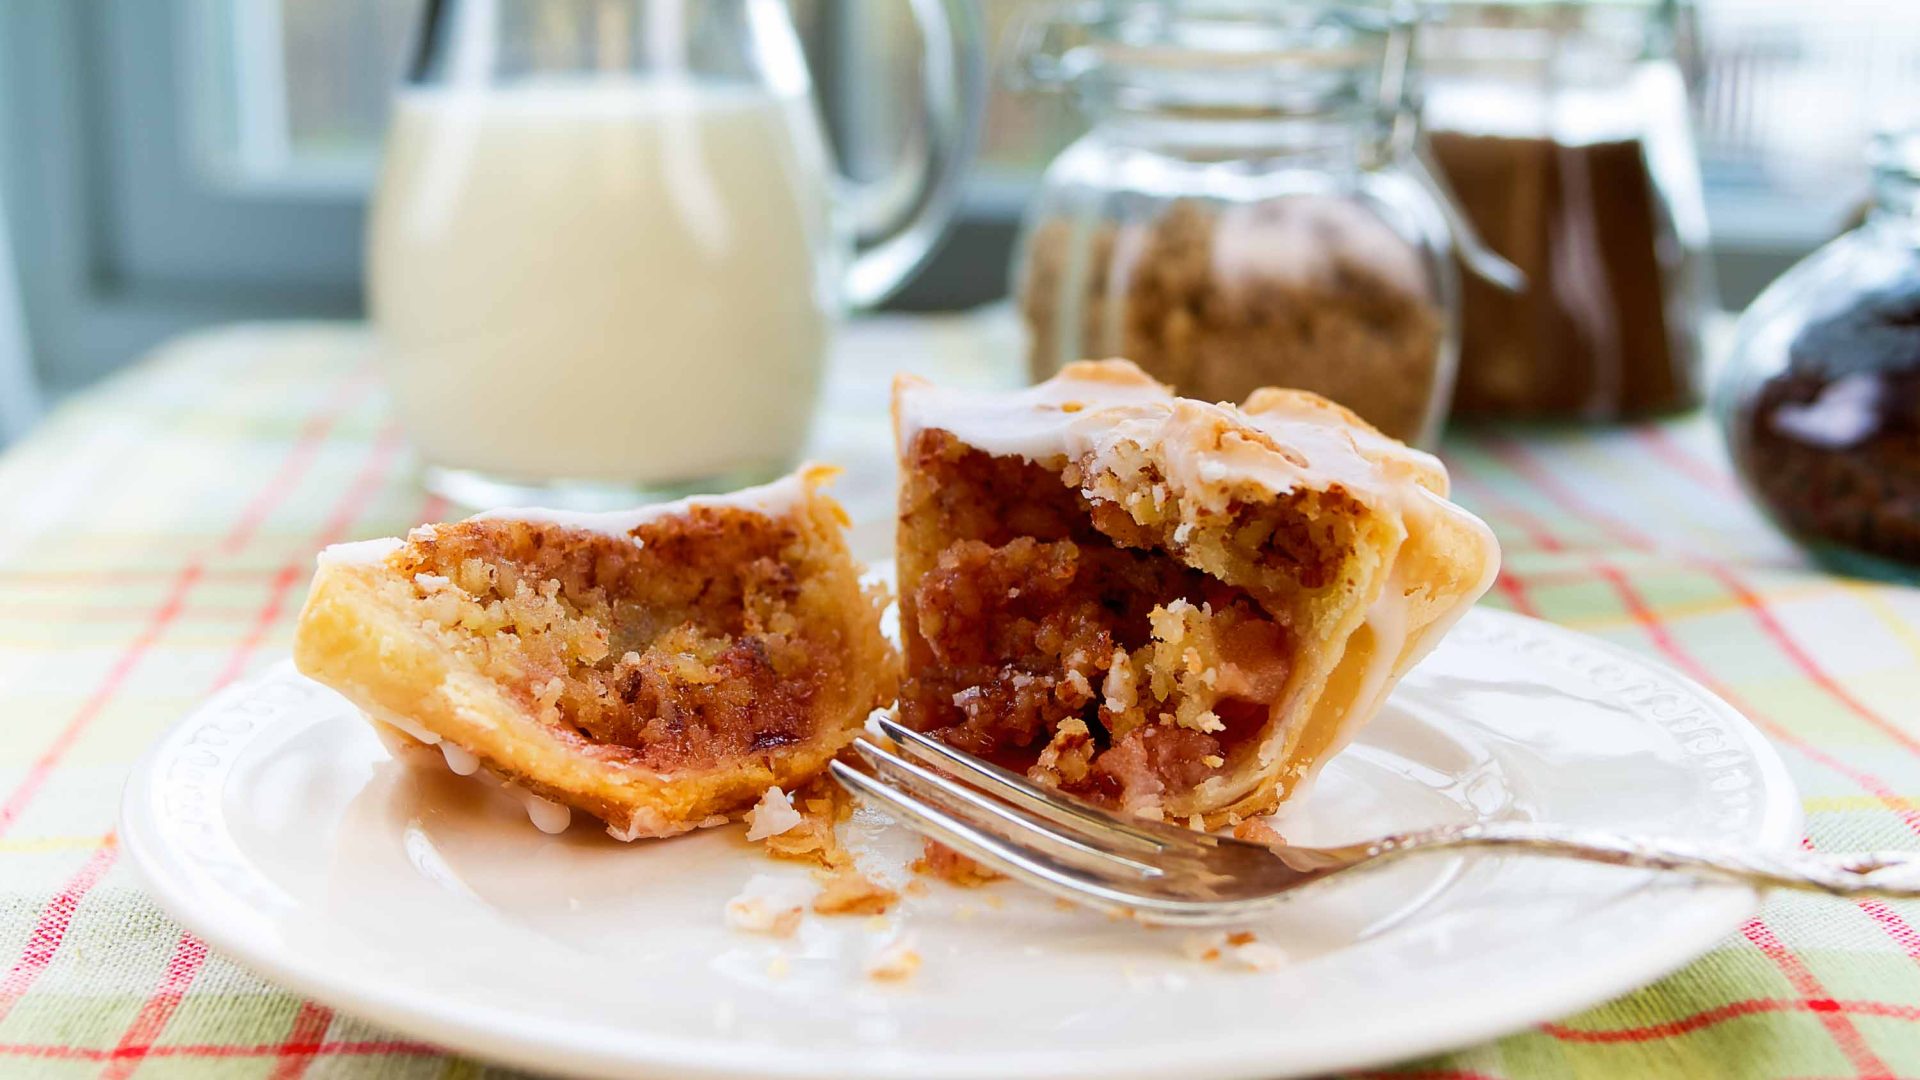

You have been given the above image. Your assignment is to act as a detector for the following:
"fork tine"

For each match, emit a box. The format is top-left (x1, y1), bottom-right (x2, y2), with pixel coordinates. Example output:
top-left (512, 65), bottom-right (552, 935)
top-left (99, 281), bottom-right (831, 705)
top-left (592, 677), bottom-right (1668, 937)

top-left (871, 714), bottom-right (1188, 854)
top-left (829, 760), bottom-right (1220, 923)
top-left (850, 739), bottom-right (1165, 879)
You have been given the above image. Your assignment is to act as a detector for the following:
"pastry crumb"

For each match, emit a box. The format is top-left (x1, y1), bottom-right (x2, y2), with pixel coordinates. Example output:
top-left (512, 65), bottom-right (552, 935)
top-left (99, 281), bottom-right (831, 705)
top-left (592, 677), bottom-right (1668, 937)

top-left (766, 955), bottom-right (791, 979)
top-left (761, 777), bottom-right (853, 869)
top-left (1232, 941), bottom-right (1289, 971)
top-left (723, 875), bottom-right (810, 937)
top-left (1182, 930), bottom-right (1288, 971)
top-left (910, 839), bottom-right (1006, 887)
top-left (812, 868), bottom-right (898, 916)
top-left (1232, 816), bottom-right (1284, 847)
top-left (866, 938), bottom-right (922, 982)
top-left (744, 786), bottom-right (803, 841)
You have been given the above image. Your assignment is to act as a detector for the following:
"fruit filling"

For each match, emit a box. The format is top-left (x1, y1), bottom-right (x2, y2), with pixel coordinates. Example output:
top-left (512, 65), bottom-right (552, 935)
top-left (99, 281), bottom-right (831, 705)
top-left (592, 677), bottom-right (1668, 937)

top-left (898, 431), bottom-right (1297, 817)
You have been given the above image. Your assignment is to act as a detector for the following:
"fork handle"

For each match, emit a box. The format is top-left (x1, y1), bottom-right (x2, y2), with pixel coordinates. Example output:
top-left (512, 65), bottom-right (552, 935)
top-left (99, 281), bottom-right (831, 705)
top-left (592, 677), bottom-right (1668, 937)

top-left (1304, 822), bottom-right (1920, 898)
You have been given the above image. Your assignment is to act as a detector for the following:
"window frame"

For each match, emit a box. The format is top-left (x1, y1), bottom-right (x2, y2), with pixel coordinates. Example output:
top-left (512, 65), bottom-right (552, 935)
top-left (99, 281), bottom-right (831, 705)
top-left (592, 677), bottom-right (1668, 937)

top-left (0, 0), bottom-right (1860, 392)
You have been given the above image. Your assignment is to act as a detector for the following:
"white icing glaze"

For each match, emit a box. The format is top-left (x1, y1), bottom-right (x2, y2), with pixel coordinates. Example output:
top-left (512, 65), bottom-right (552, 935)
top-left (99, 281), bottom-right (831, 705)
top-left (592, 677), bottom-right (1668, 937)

top-left (896, 363), bottom-right (1447, 513)
top-left (380, 711), bottom-right (442, 746)
top-left (315, 470), bottom-right (814, 571)
top-left (314, 537), bottom-right (405, 568)
top-left (516, 787), bottom-right (573, 834)
top-left (440, 741), bottom-right (481, 776)
top-left (375, 717), bottom-right (577, 836)
top-left (467, 470), bottom-right (809, 539)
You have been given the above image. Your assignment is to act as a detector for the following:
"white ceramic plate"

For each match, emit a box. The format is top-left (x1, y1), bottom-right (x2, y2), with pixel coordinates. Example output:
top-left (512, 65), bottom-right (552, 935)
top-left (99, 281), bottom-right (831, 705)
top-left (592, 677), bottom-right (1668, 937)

top-left (121, 608), bottom-right (1799, 1080)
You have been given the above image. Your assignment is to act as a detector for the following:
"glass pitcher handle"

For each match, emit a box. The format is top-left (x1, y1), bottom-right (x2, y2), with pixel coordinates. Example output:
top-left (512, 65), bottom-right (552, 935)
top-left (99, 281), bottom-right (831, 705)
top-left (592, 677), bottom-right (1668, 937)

top-left (841, 0), bottom-right (987, 310)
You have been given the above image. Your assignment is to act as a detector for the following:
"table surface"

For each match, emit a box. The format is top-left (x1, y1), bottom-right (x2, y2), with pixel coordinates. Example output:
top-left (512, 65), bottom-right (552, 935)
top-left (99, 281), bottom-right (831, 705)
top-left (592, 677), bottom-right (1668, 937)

top-left (4, 316), bottom-right (1920, 1078)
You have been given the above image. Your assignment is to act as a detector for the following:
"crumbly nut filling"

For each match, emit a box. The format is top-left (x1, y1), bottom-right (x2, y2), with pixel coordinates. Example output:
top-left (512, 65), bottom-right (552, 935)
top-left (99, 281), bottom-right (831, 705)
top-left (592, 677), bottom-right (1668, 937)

top-left (375, 507), bottom-right (854, 774)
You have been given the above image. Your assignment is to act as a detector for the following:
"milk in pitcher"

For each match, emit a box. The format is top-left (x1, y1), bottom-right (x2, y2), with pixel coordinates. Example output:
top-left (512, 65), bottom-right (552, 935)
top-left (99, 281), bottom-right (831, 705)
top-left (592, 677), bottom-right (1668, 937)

top-left (368, 78), bottom-right (837, 495)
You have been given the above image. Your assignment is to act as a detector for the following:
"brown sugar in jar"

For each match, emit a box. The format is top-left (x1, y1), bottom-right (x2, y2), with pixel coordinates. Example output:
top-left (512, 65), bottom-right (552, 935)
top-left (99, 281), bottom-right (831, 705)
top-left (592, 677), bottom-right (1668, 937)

top-left (1020, 197), bottom-right (1450, 444)
top-left (1005, 2), bottom-right (1466, 447)
top-left (1417, 0), bottom-right (1713, 421)
top-left (1430, 131), bottom-right (1708, 418)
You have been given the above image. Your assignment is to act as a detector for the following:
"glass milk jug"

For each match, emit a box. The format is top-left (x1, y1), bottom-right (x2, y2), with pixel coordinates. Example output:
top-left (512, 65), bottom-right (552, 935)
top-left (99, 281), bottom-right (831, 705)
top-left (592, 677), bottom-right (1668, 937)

top-left (369, 0), bottom-right (982, 508)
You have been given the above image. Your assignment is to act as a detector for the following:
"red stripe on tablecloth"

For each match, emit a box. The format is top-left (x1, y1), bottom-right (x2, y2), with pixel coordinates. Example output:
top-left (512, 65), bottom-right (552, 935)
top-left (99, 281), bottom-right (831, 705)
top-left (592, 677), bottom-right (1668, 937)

top-left (219, 372), bottom-right (376, 558)
top-left (203, 564), bottom-right (303, 689)
top-left (0, 568), bottom-right (305, 584)
top-left (1443, 468), bottom-right (1566, 554)
top-left (1466, 438), bottom-right (1920, 765)
top-left (0, 842), bottom-right (118, 1025)
top-left (95, 934), bottom-right (208, 1078)
top-left (1791, 840), bottom-right (1920, 966)
top-left (1589, 559), bottom-right (1920, 836)
top-left (90, 427), bottom-right (409, 1067)
top-left (207, 426), bottom-right (403, 695)
top-left (1457, 461), bottom-right (1899, 808)
top-left (1490, 570), bottom-right (1541, 618)
top-left (1631, 424), bottom-right (1745, 500)
top-left (251, 432), bottom-right (408, 1080)
top-left (0, 1039), bottom-right (438, 1060)
top-left (1457, 465), bottom-right (1918, 1070)
top-left (1481, 434), bottom-right (1658, 551)
top-left (0, 373), bottom-right (372, 839)
top-left (417, 493), bottom-right (453, 524)
top-left (0, 564), bottom-right (202, 838)
top-left (267, 1002), bottom-right (336, 1080)
top-left (1859, 899), bottom-right (1920, 963)
top-left (1699, 561), bottom-right (1920, 757)
top-left (1544, 996), bottom-right (1920, 1043)
top-left (1743, 919), bottom-right (1893, 1077)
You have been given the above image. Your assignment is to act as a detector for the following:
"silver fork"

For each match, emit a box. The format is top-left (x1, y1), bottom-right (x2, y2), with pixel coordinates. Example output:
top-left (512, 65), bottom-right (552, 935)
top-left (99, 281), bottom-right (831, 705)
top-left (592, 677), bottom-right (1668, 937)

top-left (830, 715), bottom-right (1920, 926)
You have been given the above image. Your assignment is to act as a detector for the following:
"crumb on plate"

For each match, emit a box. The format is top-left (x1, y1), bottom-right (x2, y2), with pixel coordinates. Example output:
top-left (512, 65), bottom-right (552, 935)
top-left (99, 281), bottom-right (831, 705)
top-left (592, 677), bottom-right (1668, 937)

top-left (744, 786), bottom-right (803, 841)
top-left (910, 839), bottom-right (1006, 887)
top-left (812, 868), bottom-right (898, 916)
top-left (723, 874), bottom-right (811, 937)
top-left (865, 937), bottom-right (922, 982)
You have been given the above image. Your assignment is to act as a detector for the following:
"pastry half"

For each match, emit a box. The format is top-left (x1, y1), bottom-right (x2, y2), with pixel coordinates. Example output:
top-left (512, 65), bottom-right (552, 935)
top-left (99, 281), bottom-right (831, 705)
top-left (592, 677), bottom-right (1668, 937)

top-left (294, 466), bottom-right (897, 840)
top-left (893, 360), bottom-right (1499, 826)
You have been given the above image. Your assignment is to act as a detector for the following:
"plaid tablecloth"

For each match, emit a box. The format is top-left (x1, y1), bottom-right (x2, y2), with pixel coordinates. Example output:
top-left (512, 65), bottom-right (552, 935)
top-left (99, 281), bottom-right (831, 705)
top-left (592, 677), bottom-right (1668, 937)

top-left (3, 316), bottom-right (1919, 1079)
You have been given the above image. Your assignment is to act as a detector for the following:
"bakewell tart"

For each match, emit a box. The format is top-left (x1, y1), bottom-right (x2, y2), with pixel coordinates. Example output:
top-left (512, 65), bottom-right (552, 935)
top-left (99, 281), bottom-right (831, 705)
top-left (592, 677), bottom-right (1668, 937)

top-left (894, 360), bottom-right (1499, 827)
top-left (293, 466), bottom-right (897, 840)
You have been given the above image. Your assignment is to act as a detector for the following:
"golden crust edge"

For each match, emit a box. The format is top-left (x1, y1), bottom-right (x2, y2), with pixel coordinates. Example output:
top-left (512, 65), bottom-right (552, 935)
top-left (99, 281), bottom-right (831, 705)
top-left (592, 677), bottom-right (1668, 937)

top-left (292, 483), bottom-right (897, 840)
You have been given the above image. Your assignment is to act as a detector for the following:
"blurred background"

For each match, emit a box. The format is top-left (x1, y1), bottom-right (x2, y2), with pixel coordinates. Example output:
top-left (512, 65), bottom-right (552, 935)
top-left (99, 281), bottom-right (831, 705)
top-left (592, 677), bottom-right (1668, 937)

top-left (0, 0), bottom-right (1916, 419)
